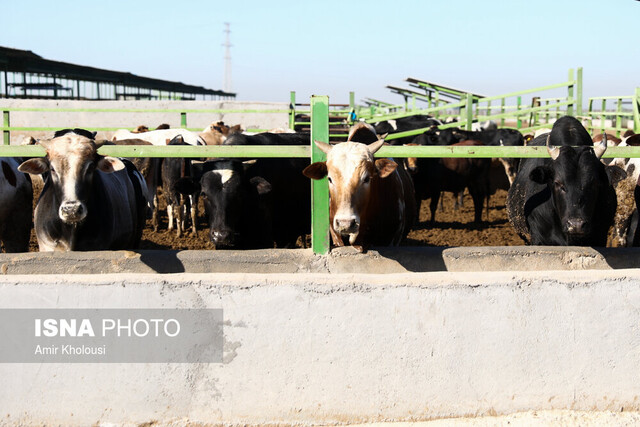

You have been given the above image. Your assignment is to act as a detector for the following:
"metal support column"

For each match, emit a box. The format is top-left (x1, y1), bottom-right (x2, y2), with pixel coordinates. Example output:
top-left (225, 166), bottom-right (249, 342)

top-left (310, 95), bottom-right (330, 255)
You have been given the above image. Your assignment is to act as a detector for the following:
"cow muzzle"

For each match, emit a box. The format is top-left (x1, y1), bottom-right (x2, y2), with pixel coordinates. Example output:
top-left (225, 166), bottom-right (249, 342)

top-left (210, 229), bottom-right (238, 249)
top-left (565, 217), bottom-right (589, 236)
top-left (59, 201), bottom-right (87, 224)
top-left (334, 215), bottom-right (359, 235)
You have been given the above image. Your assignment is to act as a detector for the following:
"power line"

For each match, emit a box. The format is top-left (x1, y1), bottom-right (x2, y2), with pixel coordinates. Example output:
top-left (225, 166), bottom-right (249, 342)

top-left (223, 22), bottom-right (232, 93)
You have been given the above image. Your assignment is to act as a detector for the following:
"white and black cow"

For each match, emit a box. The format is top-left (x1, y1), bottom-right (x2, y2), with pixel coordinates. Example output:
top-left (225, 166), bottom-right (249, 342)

top-left (0, 157), bottom-right (33, 252)
top-left (18, 132), bottom-right (147, 251)
top-left (506, 116), bottom-right (624, 246)
top-left (175, 159), bottom-right (273, 249)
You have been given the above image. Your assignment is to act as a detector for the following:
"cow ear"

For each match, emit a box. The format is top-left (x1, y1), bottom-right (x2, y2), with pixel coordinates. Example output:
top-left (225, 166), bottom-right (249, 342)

top-left (302, 162), bottom-right (328, 180)
top-left (375, 158), bottom-right (397, 178)
top-left (625, 134), bottom-right (640, 146)
top-left (529, 165), bottom-right (553, 184)
top-left (605, 165), bottom-right (627, 186)
top-left (18, 158), bottom-right (49, 175)
top-left (250, 176), bottom-right (272, 195)
top-left (96, 156), bottom-right (125, 173)
top-left (175, 177), bottom-right (200, 195)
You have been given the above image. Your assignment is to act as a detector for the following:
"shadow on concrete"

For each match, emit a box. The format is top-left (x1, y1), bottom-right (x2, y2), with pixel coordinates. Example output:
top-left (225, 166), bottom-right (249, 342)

top-left (593, 247), bottom-right (640, 269)
top-left (375, 247), bottom-right (448, 272)
top-left (137, 250), bottom-right (186, 273)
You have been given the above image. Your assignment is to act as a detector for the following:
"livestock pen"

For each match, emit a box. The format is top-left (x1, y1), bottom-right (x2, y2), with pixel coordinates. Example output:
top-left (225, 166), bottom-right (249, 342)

top-left (2, 69), bottom-right (640, 425)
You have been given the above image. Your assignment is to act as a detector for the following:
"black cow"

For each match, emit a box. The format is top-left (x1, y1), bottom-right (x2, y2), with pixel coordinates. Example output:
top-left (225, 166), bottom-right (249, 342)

top-left (506, 116), bottom-right (624, 246)
top-left (224, 132), bottom-right (310, 247)
top-left (175, 160), bottom-right (273, 249)
top-left (0, 157), bottom-right (33, 252)
top-left (406, 139), bottom-right (490, 224)
top-left (18, 132), bottom-right (147, 251)
top-left (374, 115), bottom-right (443, 145)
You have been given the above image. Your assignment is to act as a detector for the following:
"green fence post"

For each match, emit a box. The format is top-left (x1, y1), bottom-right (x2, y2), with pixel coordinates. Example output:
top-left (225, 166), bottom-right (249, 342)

top-left (2, 111), bottom-right (9, 145)
top-left (601, 99), bottom-right (606, 134)
top-left (465, 93), bottom-right (473, 130)
top-left (500, 98), bottom-right (505, 127)
top-left (634, 88), bottom-right (640, 134)
top-left (180, 112), bottom-right (187, 128)
top-left (567, 68), bottom-right (574, 116)
top-left (516, 96), bottom-right (522, 129)
top-left (310, 95), bottom-right (330, 255)
top-left (616, 98), bottom-right (623, 138)
top-left (289, 91), bottom-right (296, 130)
top-left (576, 67), bottom-right (583, 117)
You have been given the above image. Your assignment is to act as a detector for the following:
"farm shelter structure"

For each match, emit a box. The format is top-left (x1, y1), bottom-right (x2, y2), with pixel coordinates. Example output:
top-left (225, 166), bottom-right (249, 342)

top-left (0, 46), bottom-right (235, 101)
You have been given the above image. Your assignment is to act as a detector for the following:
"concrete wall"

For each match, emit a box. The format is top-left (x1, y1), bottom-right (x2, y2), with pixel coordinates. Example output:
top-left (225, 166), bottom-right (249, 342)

top-left (1, 268), bottom-right (640, 425)
top-left (0, 99), bottom-right (290, 144)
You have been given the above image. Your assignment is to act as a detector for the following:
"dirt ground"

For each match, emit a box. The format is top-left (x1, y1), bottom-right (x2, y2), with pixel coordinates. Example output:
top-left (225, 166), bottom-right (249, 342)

top-left (27, 164), bottom-right (522, 251)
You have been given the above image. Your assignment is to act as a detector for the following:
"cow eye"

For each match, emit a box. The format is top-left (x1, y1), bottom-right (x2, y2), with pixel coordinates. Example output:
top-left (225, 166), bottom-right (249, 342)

top-left (327, 176), bottom-right (333, 184)
top-left (554, 181), bottom-right (566, 192)
top-left (363, 175), bottom-right (370, 184)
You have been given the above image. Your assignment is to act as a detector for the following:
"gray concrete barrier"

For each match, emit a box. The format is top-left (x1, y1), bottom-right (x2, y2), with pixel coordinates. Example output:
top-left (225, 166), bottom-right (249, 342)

top-left (1, 269), bottom-right (640, 425)
top-left (1, 246), bottom-right (640, 275)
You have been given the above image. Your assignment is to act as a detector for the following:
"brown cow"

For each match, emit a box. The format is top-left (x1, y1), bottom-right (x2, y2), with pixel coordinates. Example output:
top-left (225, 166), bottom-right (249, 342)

top-left (303, 123), bottom-right (416, 251)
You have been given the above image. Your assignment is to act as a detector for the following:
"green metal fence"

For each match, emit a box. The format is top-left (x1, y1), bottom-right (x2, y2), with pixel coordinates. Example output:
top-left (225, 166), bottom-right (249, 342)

top-left (2, 81), bottom-right (640, 254)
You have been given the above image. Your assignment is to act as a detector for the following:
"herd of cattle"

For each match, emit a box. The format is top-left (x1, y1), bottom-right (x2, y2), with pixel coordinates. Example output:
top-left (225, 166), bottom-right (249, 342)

top-left (0, 114), bottom-right (639, 253)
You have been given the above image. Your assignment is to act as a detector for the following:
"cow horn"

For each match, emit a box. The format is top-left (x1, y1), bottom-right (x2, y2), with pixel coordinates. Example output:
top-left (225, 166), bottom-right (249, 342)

top-left (367, 139), bottom-right (385, 154)
top-left (38, 139), bottom-right (52, 150)
top-left (546, 134), bottom-right (560, 160)
top-left (594, 134), bottom-right (607, 159)
top-left (314, 140), bottom-right (333, 154)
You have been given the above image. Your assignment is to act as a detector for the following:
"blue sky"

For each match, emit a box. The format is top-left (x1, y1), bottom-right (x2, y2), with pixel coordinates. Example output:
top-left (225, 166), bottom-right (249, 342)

top-left (3, 0), bottom-right (638, 105)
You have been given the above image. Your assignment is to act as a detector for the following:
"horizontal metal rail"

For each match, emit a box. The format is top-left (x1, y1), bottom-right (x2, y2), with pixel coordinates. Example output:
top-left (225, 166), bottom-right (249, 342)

top-left (2, 144), bottom-right (640, 159)
top-left (0, 107), bottom-right (289, 114)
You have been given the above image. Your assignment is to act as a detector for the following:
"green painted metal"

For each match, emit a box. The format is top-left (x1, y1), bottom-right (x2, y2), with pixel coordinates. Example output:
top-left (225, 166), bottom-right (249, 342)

top-left (567, 68), bottom-right (575, 117)
top-left (576, 67), bottom-right (583, 117)
top-left (180, 112), bottom-right (187, 128)
top-left (635, 88), bottom-right (640, 134)
top-left (289, 91), bottom-right (296, 129)
top-left (310, 96), bottom-right (330, 255)
top-left (465, 93), bottom-right (473, 130)
top-left (3, 110), bottom-right (9, 145)
top-left (516, 96), bottom-right (522, 129)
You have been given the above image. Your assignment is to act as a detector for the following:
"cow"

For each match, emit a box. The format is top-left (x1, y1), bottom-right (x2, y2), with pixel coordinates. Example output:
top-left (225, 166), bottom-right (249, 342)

top-left (105, 138), bottom-right (161, 231)
top-left (224, 131), bottom-right (311, 247)
top-left (374, 115), bottom-right (443, 145)
top-left (198, 121), bottom-right (242, 146)
top-left (0, 157), bottom-right (33, 252)
top-left (302, 122), bottom-right (416, 251)
top-left (506, 116), bottom-right (624, 246)
top-left (18, 132), bottom-right (147, 251)
top-left (161, 135), bottom-right (199, 237)
top-left (112, 128), bottom-right (204, 146)
top-left (608, 132), bottom-right (640, 246)
top-left (405, 139), bottom-right (491, 224)
top-left (174, 159), bottom-right (273, 249)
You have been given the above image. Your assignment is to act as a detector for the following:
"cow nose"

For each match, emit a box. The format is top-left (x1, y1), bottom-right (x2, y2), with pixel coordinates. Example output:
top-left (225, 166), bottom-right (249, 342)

top-left (334, 217), bottom-right (359, 234)
top-left (211, 229), bottom-right (236, 248)
top-left (59, 201), bottom-right (86, 223)
top-left (566, 218), bottom-right (587, 234)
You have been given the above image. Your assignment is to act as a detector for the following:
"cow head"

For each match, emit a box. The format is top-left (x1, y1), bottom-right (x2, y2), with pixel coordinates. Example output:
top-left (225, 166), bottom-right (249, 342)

top-left (529, 135), bottom-right (624, 242)
top-left (175, 160), bottom-right (271, 248)
top-left (303, 139), bottom-right (397, 244)
top-left (18, 134), bottom-right (124, 224)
